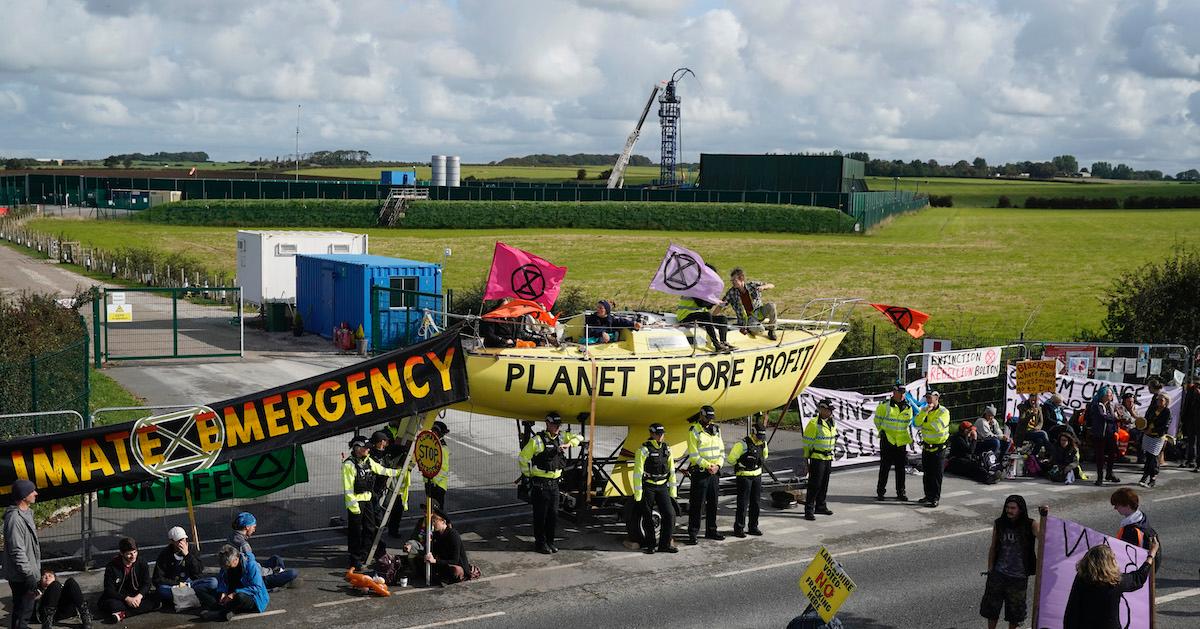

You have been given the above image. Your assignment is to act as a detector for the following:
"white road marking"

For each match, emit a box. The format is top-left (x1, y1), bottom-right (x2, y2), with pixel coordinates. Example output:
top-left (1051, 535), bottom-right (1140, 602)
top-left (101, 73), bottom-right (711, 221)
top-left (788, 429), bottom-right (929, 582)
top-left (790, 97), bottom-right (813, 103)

top-left (233, 609), bottom-right (287, 621)
top-left (534, 561), bottom-right (584, 571)
top-left (448, 436), bottom-right (494, 456)
top-left (980, 484), bottom-right (1011, 491)
top-left (963, 498), bottom-right (996, 506)
top-left (400, 611), bottom-right (507, 629)
top-left (1158, 588), bottom-right (1200, 604)
top-left (713, 526), bottom-right (992, 579)
top-left (1155, 490), bottom-right (1200, 503)
top-left (941, 490), bottom-right (972, 498)
top-left (313, 597), bottom-right (373, 608)
top-left (471, 572), bottom-right (517, 583)
top-left (1045, 485), bottom-right (1075, 492)
top-left (867, 511), bottom-right (905, 520)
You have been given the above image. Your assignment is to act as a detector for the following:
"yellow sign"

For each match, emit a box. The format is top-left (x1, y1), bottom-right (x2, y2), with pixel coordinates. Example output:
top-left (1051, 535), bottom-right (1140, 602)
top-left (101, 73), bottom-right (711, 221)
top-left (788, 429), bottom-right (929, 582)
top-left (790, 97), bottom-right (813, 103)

top-left (798, 546), bottom-right (856, 623)
top-left (1016, 359), bottom-right (1057, 394)
top-left (413, 430), bottom-right (443, 480)
top-left (107, 304), bottom-right (133, 322)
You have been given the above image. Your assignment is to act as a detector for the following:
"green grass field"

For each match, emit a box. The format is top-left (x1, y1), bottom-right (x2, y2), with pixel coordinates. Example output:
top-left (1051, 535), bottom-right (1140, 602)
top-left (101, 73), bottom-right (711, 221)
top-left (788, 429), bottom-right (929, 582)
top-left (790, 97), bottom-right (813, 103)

top-left (865, 176), bottom-right (1198, 207)
top-left (289, 164), bottom-right (672, 185)
top-left (27, 203), bottom-right (1199, 340)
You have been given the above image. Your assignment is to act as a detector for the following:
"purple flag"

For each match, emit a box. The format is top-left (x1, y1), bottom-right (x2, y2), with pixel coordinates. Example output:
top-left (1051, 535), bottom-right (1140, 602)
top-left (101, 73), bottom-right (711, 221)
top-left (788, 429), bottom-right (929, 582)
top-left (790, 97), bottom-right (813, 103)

top-left (649, 244), bottom-right (725, 304)
top-left (1036, 515), bottom-right (1151, 629)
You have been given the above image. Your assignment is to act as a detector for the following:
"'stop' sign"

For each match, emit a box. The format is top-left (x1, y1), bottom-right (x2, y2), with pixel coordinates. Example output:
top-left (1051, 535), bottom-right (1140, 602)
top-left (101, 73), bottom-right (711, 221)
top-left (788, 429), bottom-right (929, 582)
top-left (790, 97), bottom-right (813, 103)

top-left (413, 430), bottom-right (443, 480)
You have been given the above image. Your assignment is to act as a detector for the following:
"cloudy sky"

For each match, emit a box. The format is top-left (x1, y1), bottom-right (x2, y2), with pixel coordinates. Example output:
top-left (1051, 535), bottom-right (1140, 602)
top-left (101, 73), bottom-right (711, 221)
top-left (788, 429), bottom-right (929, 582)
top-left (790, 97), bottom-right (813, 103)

top-left (2, 0), bottom-right (1200, 172)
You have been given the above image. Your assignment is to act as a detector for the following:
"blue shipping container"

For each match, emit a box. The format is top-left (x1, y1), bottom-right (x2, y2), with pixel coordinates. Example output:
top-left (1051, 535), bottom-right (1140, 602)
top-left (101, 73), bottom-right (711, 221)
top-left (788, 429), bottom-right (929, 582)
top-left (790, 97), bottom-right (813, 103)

top-left (380, 170), bottom-right (418, 186)
top-left (294, 254), bottom-right (441, 351)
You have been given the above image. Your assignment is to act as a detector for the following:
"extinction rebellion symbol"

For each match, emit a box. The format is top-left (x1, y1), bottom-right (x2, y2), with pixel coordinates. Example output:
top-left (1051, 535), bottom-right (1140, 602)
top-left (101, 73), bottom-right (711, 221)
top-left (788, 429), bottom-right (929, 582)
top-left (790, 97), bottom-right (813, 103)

top-left (511, 264), bottom-right (546, 300)
top-left (130, 406), bottom-right (224, 478)
top-left (662, 252), bottom-right (701, 291)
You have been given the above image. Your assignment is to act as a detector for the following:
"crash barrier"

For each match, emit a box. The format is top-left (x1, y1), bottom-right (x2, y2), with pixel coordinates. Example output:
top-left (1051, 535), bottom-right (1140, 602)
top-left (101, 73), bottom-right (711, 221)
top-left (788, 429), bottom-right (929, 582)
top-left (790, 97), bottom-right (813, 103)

top-left (98, 286), bottom-right (243, 361)
top-left (1022, 341), bottom-right (1193, 386)
top-left (902, 345), bottom-right (1028, 422)
top-left (11, 342), bottom-right (1197, 566)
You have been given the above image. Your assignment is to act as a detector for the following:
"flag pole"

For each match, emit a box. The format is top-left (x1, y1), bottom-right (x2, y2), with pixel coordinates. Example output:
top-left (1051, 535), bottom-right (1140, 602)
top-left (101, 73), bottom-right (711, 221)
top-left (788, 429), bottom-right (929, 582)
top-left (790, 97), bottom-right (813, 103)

top-left (184, 486), bottom-right (201, 552)
top-left (583, 359), bottom-right (600, 521)
top-left (1031, 505), bottom-right (1049, 627)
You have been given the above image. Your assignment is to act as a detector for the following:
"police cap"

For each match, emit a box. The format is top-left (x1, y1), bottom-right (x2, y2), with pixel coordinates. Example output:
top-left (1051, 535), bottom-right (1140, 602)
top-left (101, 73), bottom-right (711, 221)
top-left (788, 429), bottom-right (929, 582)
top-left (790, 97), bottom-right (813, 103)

top-left (649, 423), bottom-right (666, 434)
top-left (348, 435), bottom-right (369, 449)
top-left (546, 412), bottom-right (563, 425)
top-left (369, 430), bottom-right (390, 444)
top-left (432, 420), bottom-right (450, 436)
top-left (816, 398), bottom-right (835, 411)
top-left (699, 405), bottom-right (716, 421)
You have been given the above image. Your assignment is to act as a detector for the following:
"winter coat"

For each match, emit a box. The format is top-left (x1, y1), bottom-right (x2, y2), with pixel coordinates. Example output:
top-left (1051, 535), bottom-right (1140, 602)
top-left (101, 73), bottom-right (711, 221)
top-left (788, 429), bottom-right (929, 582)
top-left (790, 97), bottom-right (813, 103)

top-left (152, 547), bottom-right (205, 586)
top-left (101, 556), bottom-right (152, 602)
top-left (1, 506), bottom-right (39, 585)
top-left (216, 553), bottom-right (268, 613)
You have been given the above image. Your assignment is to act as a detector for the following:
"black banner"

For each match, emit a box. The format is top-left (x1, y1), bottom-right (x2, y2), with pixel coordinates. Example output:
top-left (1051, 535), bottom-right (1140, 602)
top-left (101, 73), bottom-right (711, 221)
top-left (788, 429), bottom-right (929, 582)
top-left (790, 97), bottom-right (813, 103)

top-left (1, 325), bottom-right (468, 501)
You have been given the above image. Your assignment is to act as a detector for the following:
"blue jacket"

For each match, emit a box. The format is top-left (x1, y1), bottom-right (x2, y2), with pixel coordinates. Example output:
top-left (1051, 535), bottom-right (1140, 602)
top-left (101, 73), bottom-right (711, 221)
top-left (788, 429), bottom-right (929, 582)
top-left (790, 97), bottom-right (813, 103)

top-left (216, 553), bottom-right (268, 612)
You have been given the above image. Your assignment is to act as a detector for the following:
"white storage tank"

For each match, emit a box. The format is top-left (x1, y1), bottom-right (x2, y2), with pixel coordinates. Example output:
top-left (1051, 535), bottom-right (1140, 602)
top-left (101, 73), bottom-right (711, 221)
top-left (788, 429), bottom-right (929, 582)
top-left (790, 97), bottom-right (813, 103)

top-left (235, 230), bottom-right (369, 305)
top-left (431, 155), bottom-right (447, 187)
top-left (447, 155), bottom-right (461, 187)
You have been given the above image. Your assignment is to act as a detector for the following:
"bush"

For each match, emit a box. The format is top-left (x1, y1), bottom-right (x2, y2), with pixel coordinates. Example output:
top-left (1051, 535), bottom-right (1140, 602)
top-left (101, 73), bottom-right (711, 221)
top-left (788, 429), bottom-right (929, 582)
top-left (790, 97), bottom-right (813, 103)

top-left (1024, 196), bottom-right (1120, 209)
top-left (138, 200), bottom-right (379, 227)
top-left (1123, 195), bottom-right (1200, 209)
top-left (928, 195), bottom-right (953, 207)
top-left (400, 201), bottom-right (856, 234)
top-left (1079, 248), bottom-right (1200, 345)
top-left (997, 195), bottom-right (1012, 208)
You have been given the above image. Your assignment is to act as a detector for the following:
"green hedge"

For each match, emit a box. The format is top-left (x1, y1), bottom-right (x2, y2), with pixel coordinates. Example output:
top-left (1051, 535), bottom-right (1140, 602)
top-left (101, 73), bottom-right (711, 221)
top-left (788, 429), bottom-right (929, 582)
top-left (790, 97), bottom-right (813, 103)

top-left (400, 201), bottom-right (855, 233)
top-left (138, 200), bottom-right (379, 227)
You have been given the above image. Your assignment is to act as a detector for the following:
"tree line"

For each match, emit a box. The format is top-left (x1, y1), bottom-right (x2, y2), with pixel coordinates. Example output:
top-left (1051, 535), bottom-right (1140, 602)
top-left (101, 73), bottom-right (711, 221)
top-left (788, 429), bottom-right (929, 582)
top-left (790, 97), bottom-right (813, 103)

top-left (102, 151), bottom-right (210, 167)
top-left (843, 151), bottom-right (1200, 181)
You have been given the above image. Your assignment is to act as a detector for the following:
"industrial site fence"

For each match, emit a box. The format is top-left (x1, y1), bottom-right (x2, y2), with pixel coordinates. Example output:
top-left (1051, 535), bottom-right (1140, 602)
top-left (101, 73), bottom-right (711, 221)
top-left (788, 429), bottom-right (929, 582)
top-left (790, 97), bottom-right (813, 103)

top-left (8, 341), bottom-right (1195, 569)
top-left (98, 287), bottom-right (243, 362)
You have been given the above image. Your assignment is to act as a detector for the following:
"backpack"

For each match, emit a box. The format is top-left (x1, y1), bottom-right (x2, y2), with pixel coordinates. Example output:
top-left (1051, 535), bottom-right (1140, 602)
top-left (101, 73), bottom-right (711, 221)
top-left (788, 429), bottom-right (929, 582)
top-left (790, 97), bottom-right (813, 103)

top-left (1024, 455), bottom-right (1042, 477)
top-left (1120, 520), bottom-right (1164, 568)
top-left (977, 450), bottom-right (1002, 485)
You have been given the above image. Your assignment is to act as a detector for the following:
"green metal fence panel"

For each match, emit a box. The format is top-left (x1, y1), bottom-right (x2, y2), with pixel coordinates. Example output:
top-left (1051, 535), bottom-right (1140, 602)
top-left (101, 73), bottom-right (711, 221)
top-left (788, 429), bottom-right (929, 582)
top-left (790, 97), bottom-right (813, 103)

top-left (850, 191), bottom-right (929, 231)
top-left (102, 287), bottom-right (243, 361)
top-left (0, 333), bottom-right (89, 433)
top-left (370, 286), bottom-right (445, 353)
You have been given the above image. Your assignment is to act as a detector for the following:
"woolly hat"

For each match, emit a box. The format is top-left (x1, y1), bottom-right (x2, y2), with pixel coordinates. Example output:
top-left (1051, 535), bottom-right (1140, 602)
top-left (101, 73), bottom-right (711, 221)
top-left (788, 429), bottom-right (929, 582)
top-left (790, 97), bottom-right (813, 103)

top-left (10, 479), bottom-right (36, 503)
top-left (233, 512), bottom-right (257, 529)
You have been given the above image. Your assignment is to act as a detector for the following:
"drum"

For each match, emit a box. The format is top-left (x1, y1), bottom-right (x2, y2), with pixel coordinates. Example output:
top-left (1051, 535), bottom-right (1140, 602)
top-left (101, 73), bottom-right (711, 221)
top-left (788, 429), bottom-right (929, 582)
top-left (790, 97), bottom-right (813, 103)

top-left (1142, 434), bottom-right (1164, 456)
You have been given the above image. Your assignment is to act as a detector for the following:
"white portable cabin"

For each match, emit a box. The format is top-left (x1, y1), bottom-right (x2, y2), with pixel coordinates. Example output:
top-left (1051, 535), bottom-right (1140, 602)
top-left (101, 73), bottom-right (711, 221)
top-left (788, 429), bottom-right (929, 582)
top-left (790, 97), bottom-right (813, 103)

top-left (235, 230), bottom-right (369, 304)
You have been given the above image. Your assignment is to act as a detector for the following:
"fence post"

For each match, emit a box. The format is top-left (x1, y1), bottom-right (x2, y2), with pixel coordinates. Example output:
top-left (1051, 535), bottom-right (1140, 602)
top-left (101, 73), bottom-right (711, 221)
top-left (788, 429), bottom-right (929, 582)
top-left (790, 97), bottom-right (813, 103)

top-left (172, 288), bottom-right (180, 358)
top-left (92, 287), bottom-right (102, 368)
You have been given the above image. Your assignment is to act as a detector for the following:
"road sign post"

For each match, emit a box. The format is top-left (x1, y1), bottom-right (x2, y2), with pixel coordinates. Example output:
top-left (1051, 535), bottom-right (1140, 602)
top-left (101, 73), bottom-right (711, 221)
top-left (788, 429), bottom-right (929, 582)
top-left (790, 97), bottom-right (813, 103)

top-left (414, 430), bottom-right (443, 587)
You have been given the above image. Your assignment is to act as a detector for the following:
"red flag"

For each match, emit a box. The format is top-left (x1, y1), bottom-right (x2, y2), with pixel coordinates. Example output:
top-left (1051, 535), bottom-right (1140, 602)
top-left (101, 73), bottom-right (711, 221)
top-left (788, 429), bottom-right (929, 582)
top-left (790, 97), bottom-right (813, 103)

top-left (482, 298), bottom-right (558, 327)
top-left (869, 303), bottom-right (930, 339)
top-left (483, 242), bottom-right (567, 310)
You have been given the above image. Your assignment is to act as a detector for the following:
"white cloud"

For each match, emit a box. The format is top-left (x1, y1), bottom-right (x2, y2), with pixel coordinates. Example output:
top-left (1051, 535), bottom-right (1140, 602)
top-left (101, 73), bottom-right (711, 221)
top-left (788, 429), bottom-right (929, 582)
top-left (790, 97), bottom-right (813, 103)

top-left (0, 0), bottom-right (1198, 172)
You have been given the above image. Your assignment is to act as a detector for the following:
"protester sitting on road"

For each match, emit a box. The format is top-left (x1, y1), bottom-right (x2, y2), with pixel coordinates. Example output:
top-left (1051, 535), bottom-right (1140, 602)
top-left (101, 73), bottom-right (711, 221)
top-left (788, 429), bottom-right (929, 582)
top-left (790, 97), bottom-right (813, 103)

top-left (423, 512), bottom-right (476, 585)
top-left (718, 267), bottom-right (778, 340)
top-left (33, 568), bottom-right (92, 629)
top-left (153, 526), bottom-right (217, 610)
top-left (975, 405), bottom-right (1007, 456)
top-left (98, 537), bottom-right (160, 623)
top-left (947, 421), bottom-right (981, 480)
top-left (1110, 488), bottom-right (1159, 559)
top-left (1041, 394), bottom-right (1069, 432)
top-left (1062, 542), bottom-right (1156, 629)
top-left (676, 296), bottom-right (732, 352)
top-left (229, 512), bottom-right (298, 589)
top-left (583, 300), bottom-right (640, 344)
top-left (979, 495), bottom-right (1038, 629)
top-left (1139, 394), bottom-right (1171, 487)
top-left (198, 545), bottom-right (268, 622)
top-left (1046, 432), bottom-right (1084, 484)
top-left (1018, 396), bottom-right (1050, 461)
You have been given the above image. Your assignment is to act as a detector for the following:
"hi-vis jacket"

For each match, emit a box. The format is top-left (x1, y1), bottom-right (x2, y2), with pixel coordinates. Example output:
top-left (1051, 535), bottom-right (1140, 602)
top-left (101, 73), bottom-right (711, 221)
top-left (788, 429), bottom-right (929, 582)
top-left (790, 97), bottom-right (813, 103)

top-left (726, 436), bottom-right (769, 476)
top-left (802, 417), bottom-right (837, 461)
top-left (632, 439), bottom-right (677, 501)
top-left (914, 405), bottom-right (951, 449)
top-left (399, 438), bottom-right (450, 510)
top-left (874, 398), bottom-right (914, 446)
top-left (518, 430), bottom-right (582, 480)
top-left (687, 422), bottom-right (725, 470)
top-left (343, 455), bottom-right (402, 514)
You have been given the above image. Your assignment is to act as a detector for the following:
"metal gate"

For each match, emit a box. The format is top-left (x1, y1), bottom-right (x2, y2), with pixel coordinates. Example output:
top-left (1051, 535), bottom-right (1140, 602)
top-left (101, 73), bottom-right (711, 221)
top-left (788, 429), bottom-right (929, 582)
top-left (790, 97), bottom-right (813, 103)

top-left (1022, 341), bottom-right (1192, 386)
top-left (100, 287), bottom-right (243, 361)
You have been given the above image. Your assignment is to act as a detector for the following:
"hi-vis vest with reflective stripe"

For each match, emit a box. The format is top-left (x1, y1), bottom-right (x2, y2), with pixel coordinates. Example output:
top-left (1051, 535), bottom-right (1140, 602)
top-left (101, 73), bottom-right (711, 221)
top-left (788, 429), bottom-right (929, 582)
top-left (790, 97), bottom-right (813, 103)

top-left (726, 437), bottom-right (768, 476)
top-left (914, 405), bottom-right (951, 448)
top-left (687, 422), bottom-right (725, 468)
top-left (343, 455), bottom-right (402, 514)
top-left (803, 417), bottom-right (837, 461)
top-left (675, 298), bottom-right (709, 323)
top-left (874, 399), bottom-right (914, 446)
top-left (632, 440), bottom-right (677, 500)
top-left (519, 430), bottom-right (581, 479)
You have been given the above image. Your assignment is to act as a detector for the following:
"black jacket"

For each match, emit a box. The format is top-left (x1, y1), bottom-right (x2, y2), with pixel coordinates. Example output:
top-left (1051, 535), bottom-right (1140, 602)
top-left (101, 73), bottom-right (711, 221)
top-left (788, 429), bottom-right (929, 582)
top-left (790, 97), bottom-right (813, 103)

top-left (430, 526), bottom-right (469, 570)
top-left (583, 312), bottom-right (636, 339)
top-left (101, 556), bottom-right (152, 601)
top-left (152, 546), bottom-right (205, 587)
top-left (1062, 561), bottom-right (1152, 629)
top-left (1181, 387), bottom-right (1200, 434)
top-left (1144, 406), bottom-right (1171, 438)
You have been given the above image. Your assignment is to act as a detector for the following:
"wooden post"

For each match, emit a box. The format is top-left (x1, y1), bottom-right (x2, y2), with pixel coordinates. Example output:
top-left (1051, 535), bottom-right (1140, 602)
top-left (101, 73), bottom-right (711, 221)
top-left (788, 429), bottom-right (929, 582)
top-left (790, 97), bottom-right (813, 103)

top-left (583, 359), bottom-right (599, 520)
top-left (1031, 505), bottom-right (1049, 627)
top-left (184, 486), bottom-right (201, 552)
top-left (424, 496), bottom-right (432, 586)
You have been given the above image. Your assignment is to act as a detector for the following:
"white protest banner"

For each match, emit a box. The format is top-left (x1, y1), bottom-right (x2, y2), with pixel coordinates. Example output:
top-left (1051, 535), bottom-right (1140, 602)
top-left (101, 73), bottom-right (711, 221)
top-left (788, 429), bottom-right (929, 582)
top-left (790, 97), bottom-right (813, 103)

top-left (796, 380), bottom-right (926, 467)
top-left (1004, 365), bottom-right (1182, 433)
top-left (1035, 515), bottom-right (1151, 629)
top-left (927, 346), bottom-right (1002, 385)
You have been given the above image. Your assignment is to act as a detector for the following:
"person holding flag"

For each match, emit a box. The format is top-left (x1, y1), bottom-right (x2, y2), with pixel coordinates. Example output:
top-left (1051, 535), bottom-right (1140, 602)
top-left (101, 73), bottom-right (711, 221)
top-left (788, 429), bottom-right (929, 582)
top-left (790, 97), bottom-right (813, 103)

top-left (649, 244), bottom-right (732, 351)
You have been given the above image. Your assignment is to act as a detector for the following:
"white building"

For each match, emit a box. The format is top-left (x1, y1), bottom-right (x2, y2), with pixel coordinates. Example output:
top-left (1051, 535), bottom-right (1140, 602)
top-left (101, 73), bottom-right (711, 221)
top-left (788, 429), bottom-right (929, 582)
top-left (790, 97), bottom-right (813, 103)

top-left (235, 230), bottom-right (368, 304)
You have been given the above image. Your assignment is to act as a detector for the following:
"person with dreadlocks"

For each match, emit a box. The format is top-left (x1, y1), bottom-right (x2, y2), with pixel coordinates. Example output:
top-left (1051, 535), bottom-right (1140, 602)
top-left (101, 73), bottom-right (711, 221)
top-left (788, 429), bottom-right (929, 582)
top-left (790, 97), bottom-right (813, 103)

top-left (978, 495), bottom-right (1038, 629)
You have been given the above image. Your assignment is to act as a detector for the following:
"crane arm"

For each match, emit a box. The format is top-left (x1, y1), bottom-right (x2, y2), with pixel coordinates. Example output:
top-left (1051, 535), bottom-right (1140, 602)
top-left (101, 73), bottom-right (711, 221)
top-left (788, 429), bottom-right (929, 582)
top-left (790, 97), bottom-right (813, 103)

top-left (607, 85), bottom-right (661, 189)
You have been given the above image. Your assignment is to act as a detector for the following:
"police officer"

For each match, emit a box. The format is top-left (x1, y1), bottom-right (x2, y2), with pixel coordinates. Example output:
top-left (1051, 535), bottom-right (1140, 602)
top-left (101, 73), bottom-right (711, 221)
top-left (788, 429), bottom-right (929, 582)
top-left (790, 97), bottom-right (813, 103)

top-left (518, 412), bottom-right (581, 554)
top-left (633, 423), bottom-right (680, 554)
top-left (369, 430), bottom-right (397, 521)
top-left (384, 415), bottom-right (419, 538)
top-left (803, 398), bottom-right (837, 521)
top-left (727, 424), bottom-right (768, 536)
top-left (875, 382), bottom-right (914, 501)
top-left (914, 390), bottom-right (950, 508)
top-left (344, 435), bottom-right (403, 569)
top-left (686, 405), bottom-right (726, 544)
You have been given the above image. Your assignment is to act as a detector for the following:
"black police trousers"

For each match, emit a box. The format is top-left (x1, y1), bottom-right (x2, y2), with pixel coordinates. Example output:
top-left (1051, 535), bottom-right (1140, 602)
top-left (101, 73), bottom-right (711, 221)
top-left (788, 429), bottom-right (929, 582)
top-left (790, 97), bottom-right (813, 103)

top-left (530, 478), bottom-right (559, 546)
top-left (734, 475), bottom-right (762, 532)
top-left (876, 437), bottom-right (907, 496)
top-left (347, 504), bottom-right (379, 567)
top-left (640, 484), bottom-right (675, 550)
top-left (805, 458), bottom-right (831, 512)
top-left (688, 469), bottom-right (720, 536)
top-left (921, 445), bottom-right (946, 502)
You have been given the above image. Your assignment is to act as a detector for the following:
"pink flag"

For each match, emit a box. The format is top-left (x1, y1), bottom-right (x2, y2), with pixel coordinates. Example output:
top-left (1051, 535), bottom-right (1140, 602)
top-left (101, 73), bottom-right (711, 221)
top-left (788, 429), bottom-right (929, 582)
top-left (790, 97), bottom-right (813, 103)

top-left (648, 244), bottom-right (725, 304)
top-left (483, 242), bottom-right (567, 310)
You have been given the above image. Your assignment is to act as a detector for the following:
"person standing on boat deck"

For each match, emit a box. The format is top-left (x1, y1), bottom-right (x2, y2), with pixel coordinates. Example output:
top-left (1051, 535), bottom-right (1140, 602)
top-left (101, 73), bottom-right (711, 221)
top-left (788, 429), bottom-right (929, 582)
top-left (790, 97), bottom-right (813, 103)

top-left (802, 399), bottom-right (837, 521)
top-left (632, 423), bottom-right (680, 554)
top-left (717, 267), bottom-right (778, 340)
top-left (727, 424), bottom-right (769, 535)
top-left (518, 412), bottom-right (582, 554)
top-left (584, 300), bottom-right (641, 344)
top-left (686, 405), bottom-right (726, 544)
top-left (874, 382), bottom-right (914, 501)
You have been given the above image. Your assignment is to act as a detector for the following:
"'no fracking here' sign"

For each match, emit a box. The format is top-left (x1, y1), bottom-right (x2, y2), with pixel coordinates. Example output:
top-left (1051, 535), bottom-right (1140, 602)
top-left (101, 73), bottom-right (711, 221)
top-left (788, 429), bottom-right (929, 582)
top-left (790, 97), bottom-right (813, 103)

top-left (798, 546), bottom-right (857, 623)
